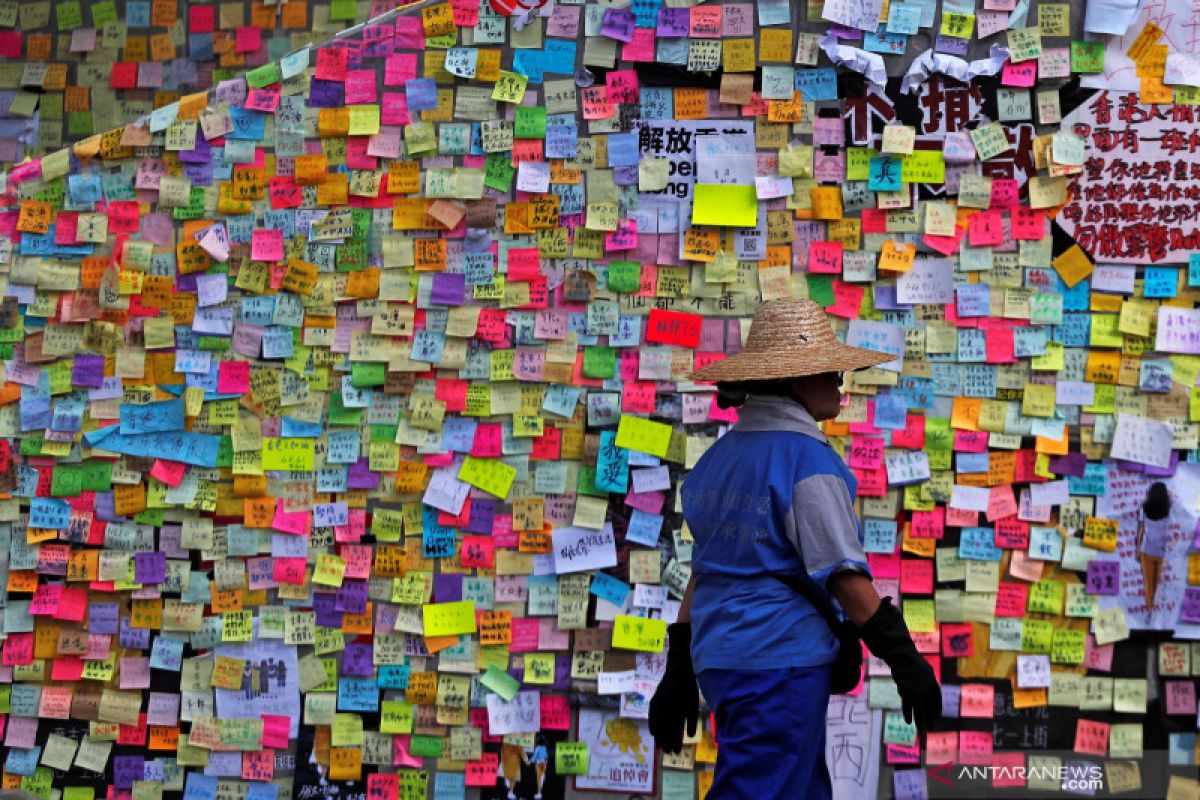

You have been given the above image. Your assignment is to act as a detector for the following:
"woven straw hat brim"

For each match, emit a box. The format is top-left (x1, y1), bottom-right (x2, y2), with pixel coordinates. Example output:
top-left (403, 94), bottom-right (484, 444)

top-left (690, 342), bottom-right (894, 383)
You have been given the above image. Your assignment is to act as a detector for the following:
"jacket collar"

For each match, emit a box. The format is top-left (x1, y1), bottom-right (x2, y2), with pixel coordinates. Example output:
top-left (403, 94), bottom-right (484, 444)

top-left (732, 395), bottom-right (828, 443)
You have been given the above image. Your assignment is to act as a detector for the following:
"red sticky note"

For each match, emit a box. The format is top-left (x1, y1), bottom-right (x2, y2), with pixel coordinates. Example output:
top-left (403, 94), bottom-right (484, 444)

top-left (150, 459), bottom-right (187, 487)
top-left (111, 63), bottom-right (138, 89)
top-left (235, 26), bottom-right (261, 53)
top-left (645, 308), bottom-right (702, 347)
top-left (189, 5), bottom-right (215, 33)
top-left (314, 47), bottom-right (349, 81)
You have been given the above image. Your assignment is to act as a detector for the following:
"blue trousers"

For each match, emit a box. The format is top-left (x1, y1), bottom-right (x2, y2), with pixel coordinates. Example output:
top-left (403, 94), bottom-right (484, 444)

top-left (696, 666), bottom-right (834, 800)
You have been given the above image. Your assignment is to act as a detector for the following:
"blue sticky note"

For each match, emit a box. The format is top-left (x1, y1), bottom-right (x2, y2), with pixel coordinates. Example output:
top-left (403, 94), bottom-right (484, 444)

top-left (626, 509), bottom-right (664, 547)
top-left (227, 107), bottom-right (265, 140)
top-left (956, 452), bottom-right (990, 473)
top-left (434, 771), bottom-right (467, 800)
top-left (959, 527), bottom-right (1002, 561)
top-left (247, 785), bottom-right (280, 800)
top-left (184, 774), bottom-right (219, 800)
top-left (338, 677), bottom-right (380, 711)
top-left (149, 636), bottom-right (185, 671)
top-left (405, 77), bottom-right (439, 111)
top-left (590, 571), bottom-right (631, 607)
top-left (126, 0), bottom-right (150, 26)
top-left (607, 132), bottom-right (639, 167)
top-left (29, 497), bottom-right (71, 529)
top-left (873, 394), bottom-right (909, 429)
top-left (594, 430), bottom-right (629, 492)
top-left (120, 398), bottom-right (185, 435)
top-left (868, 157), bottom-right (902, 191)
top-left (543, 40), bottom-right (577, 75)
top-left (1189, 254), bottom-right (1200, 286)
top-left (863, 519), bottom-right (897, 553)
top-left (379, 665), bottom-right (411, 689)
top-left (512, 50), bottom-right (544, 83)
top-left (1143, 266), bottom-right (1178, 298)
top-left (795, 68), bottom-right (838, 101)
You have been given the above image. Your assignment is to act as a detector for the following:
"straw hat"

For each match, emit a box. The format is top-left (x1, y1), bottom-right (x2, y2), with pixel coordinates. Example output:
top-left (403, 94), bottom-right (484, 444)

top-left (690, 299), bottom-right (893, 382)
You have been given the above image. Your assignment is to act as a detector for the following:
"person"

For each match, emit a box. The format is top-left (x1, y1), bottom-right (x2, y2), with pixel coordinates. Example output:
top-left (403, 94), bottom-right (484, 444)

top-left (648, 298), bottom-right (942, 799)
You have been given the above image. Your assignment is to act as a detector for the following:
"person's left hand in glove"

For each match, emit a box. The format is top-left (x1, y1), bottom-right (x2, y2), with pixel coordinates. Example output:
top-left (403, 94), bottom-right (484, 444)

top-left (648, 621), bottom-right (699, 753)
top-left (830, 571), bottom-right (942, 737)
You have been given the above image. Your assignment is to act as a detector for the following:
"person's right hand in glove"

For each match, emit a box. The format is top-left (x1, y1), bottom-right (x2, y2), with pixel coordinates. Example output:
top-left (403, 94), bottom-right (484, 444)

top-left (648, 622), bottom-right (699, 754)
top-left (858, 596), bottom-right (942, 735)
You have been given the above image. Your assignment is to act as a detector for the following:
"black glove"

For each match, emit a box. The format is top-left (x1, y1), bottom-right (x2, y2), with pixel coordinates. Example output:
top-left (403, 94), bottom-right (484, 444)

top-left (858, 597), bottom-right (942, 736)
top-left (648, 622), bottom-right (699, 754)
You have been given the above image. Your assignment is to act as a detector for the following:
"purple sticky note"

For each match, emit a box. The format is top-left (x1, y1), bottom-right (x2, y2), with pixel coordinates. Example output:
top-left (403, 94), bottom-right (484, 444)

top-left (431, 272), bottom-right (466, 306)
top-left (656, 7), bottom-right (689, 36)
top-left (177, 134), bottom-right (212, 165)
top-left (307, 79), bottom-right (344, 108)
top-left (134, 552), bottom-right (167, 585)
top-left (72, 355), bottom-right (105, 388)
top-left (601, 7), bottom-right (635, 41)
top-left (88, 602), bottom-right (120, 634)
top-left (1183, 588), bottom-right (1200, 623)
top-left (1086, 561), bottom-right (1119, 596)
top-left (347, 458), bottom-right (380, 490)
top-left (314, 593), bottom-right (344, 628)
top-left (940, 684), bottom-right (961, 718)
top-left (119, 617), bottom-right (151, 649)
top-left (342, 641), bottom-right (374, 676)
top-left (434, 573), bottom-right (463, 603)
top-left (935, 35), bottom-right (969, 55)
top-left (1049, 452), bottom-right (1087, 477)
top-left (335, 580), bottom-right (369, 614)
top-left (465, 499), bottom-right (496, 535)
top-left (112, 756), bottom-right (145, 790)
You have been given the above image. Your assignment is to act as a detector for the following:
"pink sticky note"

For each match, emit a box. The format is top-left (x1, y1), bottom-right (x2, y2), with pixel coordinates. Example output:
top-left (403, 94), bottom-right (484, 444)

top-left (1167, 681), bottom-right (1197, 716)
top-left (1001, 59), bottom-right (1037, 87)
top-left (218, 360), bottom-right (251, 393)
top-left (251, 229), bottom-right (284, 262)
top-left (261, 715), bottom-right (291, 748)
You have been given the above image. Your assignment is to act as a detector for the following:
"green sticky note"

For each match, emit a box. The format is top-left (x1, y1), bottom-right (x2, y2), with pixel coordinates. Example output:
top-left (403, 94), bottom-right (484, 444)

top-left (50, 468), bottom-right (83, 498)
top-left (79, 461), bottom-right (113, 492)
top-left (1070, 41), bottom-right (1105, 73)
top-left (484, 154), bottom-right (515, 191)
top-left (805, 275), bottom-right (835, 307)
top-left (246, 63), bottom-right (282, 89)
top-left (409, 735), bottom-right (444, 758)
top-left (351, 361), bottom-right (386, 388)
top-left (56, 0), bottom-right (82, 29)
top-left (581, 346), bottom-right (616, 378)
top-left (555, 743), bottom-right (589, 775)
top-left (692, 183), bottom-right (758, 227)
top-left (607, 261), bottom-right (642, 294)
top-left (330, 0), bottom-right (357, 20)
top-left (481, 666), bottom-right (520, 701)
top-left (90, 0), bottom-right (117, 26)
top-left (514, 105), bottom-right (547, 139)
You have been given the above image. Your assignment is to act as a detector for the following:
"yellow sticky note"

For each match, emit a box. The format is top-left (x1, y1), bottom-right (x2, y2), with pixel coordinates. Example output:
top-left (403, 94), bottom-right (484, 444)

top-left (458, 456), bottom-right (517, 498)
top-left (312, 553), bottom-right (346, 587)
top-left (1052, 244), bottom-right (1093, 288)
top-left (347, 105), bottom-right (380, 136)
top-left (614, 415), bottom-right (672, 458)
top-left (492, 71), bottom-right (529, 103)
top-left (692, 184), bottom-right (758, 227)
top-left (879, 240), bottom-right (916, 272)
top-left (423, 600), bottom-right (477, 637)
top-left (611, 615), bottom-right (667, 652)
